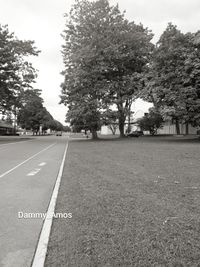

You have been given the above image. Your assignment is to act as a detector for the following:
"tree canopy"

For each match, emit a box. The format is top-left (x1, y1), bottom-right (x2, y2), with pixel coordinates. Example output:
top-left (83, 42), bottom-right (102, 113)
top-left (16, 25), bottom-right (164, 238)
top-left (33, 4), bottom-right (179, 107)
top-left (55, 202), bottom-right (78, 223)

top-left (142, 23), bottom-right (200, 134)
top-left (0, 24), bottom-right (40, 115)
top-left (0, 24), bottom-right (63, 135)
top-left (60, 0), bottom-right (153, 138)
top-left (17, 89), bottom-right (63, 134)
top-left (137, 108), bottom-right (163, 135)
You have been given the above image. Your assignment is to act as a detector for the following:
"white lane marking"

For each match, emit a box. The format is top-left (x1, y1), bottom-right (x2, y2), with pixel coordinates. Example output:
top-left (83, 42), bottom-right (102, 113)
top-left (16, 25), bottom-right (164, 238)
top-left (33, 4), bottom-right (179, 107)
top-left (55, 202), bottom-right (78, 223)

top-left (31, 141), bottom-right (69, 267)
top-left (0, 143), bottom-right (56, 178)
top-left (38, 162), bottom-right (46, 167)
top-left (0, 139), bottom-right (33, 147)
top-left (27, 168), bottom-right (41, 176)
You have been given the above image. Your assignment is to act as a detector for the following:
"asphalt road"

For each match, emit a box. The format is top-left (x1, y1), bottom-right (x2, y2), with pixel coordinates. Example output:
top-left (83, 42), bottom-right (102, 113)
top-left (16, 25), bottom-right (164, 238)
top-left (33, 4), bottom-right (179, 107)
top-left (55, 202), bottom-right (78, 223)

top-left (0, 136), bottom-right (68, 267)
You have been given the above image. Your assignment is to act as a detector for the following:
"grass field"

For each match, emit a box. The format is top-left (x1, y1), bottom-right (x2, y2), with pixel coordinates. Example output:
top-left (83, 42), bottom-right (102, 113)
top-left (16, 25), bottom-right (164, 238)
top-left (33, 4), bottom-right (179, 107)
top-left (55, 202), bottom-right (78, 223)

top-left (45, 136), bottom-right (200, 267)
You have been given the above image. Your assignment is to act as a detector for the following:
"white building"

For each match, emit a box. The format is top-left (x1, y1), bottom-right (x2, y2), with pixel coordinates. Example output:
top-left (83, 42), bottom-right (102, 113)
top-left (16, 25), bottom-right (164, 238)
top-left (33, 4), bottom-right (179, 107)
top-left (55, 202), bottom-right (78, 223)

top-left (101, 99), bottom-right (152, 135)
top-left (101, 99), bottom-right (198, 135)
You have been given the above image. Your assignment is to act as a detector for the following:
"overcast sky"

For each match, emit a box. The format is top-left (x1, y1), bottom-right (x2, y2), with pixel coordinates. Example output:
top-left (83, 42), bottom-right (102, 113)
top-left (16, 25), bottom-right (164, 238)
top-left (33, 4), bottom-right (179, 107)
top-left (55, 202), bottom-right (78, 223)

top-left (0, 0), bottom-right (200, 124)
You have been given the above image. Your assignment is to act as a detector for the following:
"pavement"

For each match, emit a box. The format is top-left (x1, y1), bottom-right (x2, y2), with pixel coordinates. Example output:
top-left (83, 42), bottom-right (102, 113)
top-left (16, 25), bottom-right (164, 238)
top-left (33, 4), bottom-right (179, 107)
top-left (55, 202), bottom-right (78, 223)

top-left (0, 135), bottom-right (68, 267)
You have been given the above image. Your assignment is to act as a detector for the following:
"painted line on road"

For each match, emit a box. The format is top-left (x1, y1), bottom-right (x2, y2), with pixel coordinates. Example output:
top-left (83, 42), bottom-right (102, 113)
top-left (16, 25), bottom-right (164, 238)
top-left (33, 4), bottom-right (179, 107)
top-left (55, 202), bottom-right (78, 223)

top-left (38, 162), bottom-right (46, 167)
top-left (0, 143), bottom-right (56, 178)
top-left (27, 162), bottom-right (47, 176)
top-left (31, 141), bottom-right (69, 267)
top-left (27, 168), bottom-right (41, 176)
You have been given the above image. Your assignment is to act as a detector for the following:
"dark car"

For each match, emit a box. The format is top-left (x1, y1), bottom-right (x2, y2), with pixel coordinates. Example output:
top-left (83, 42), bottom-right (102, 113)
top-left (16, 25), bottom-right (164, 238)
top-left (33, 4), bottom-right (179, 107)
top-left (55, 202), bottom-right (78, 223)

top-left (127, 130), bottom-right (144, 137)
top-left (56, 131), bottom-right (62, 136)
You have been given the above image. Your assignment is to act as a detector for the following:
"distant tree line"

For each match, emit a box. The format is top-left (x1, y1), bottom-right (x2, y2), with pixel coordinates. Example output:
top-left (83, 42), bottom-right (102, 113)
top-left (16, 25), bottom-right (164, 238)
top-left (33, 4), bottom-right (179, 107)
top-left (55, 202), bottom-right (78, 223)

top-left (60, 0), bottom-right (200, 138)
top-left (17, 89), bottom-right (65, 134)
top-left (0, 24), bottom-right (65, 134)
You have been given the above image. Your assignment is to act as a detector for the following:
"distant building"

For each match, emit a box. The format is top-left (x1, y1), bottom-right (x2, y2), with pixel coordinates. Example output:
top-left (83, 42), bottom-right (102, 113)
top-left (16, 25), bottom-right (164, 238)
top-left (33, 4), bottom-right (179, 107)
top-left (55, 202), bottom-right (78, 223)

top-left (0, 121), bottom-right (14, 135)
top-left (101, 98), bottom-right (199, 135)
top-left (101, 123), bottom-right (140, 135)
top-left (157, 121), bottom-right (197, 135)
top-left (101, 112), bottom-right (143, 135)
top-left (101, 99), bottom-right (149, 135)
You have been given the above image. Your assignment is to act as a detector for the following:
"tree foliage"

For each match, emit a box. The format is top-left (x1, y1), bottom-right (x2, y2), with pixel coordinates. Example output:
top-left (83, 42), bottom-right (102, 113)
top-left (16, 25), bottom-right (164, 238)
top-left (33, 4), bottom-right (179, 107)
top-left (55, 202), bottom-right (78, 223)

top-left (17, 89), bottom-right (62, 134)
top-left (0, 24), bottom-right (40, 115)
top-left (142, 23), bottom-right (200, 134)
top-left (18, 89), bottom-right (44, 133)
top-left (49, 120), bottom-right (64, 131)
top-left (63, 125), bottom-right (71, 132)
top-left (137, 108), bottom-right (164, 135)
top-left (60, 0), bottom-right (153, 138)
top-left (0, 24), bottom-right (64, 135)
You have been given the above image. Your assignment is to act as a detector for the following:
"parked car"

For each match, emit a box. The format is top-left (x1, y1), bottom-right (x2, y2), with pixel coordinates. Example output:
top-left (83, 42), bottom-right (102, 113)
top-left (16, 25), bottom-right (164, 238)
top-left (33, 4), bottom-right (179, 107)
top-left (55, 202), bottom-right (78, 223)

top-left (56, 131), bottom-right (62, 136)
top-left (127, 130), bottom-right (144, 137)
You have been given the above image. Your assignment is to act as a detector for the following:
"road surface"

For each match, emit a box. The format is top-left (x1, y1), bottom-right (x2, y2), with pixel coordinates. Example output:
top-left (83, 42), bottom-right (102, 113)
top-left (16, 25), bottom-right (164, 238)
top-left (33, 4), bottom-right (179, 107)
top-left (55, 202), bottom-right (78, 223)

top-left (0, 136), bottom-right (68, 267)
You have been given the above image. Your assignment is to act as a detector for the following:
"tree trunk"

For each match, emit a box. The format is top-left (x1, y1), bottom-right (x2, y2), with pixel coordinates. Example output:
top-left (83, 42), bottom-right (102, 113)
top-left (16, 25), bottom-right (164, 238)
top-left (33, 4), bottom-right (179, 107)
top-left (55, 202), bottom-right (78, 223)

top-left (175, 119), bottom-right (180, 135)
top-left (108, 125), bottom-right (116, 135)
top-left (91, 130), bottom-right (98, 140)
top-left (185, 122), bottom-right (189, 135)
top-left (117, 100), bottom-right (127, 138)
top-left (119, 117), bottom-right (125, 138)
top-left (13, 107), bottom-right (17, 135)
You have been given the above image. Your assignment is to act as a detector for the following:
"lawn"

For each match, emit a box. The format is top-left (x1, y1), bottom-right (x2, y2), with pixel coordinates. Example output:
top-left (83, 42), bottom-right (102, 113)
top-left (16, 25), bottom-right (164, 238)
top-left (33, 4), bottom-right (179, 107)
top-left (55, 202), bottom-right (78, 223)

top-left (45, 136), bottom-right (200, 267)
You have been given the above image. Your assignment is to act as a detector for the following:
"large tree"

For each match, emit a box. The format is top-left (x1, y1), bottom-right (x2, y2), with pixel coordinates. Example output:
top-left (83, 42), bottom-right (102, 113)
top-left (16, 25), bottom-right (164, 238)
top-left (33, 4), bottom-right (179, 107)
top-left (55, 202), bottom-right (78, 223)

top-left (0, 24), bottom-right (39, 116)
top-left (143, 23), bottom-right (200, 134)
top-left (60, 0), bottom-right (153, 138)
top-left (183, 31), bottom-right (200, 128)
